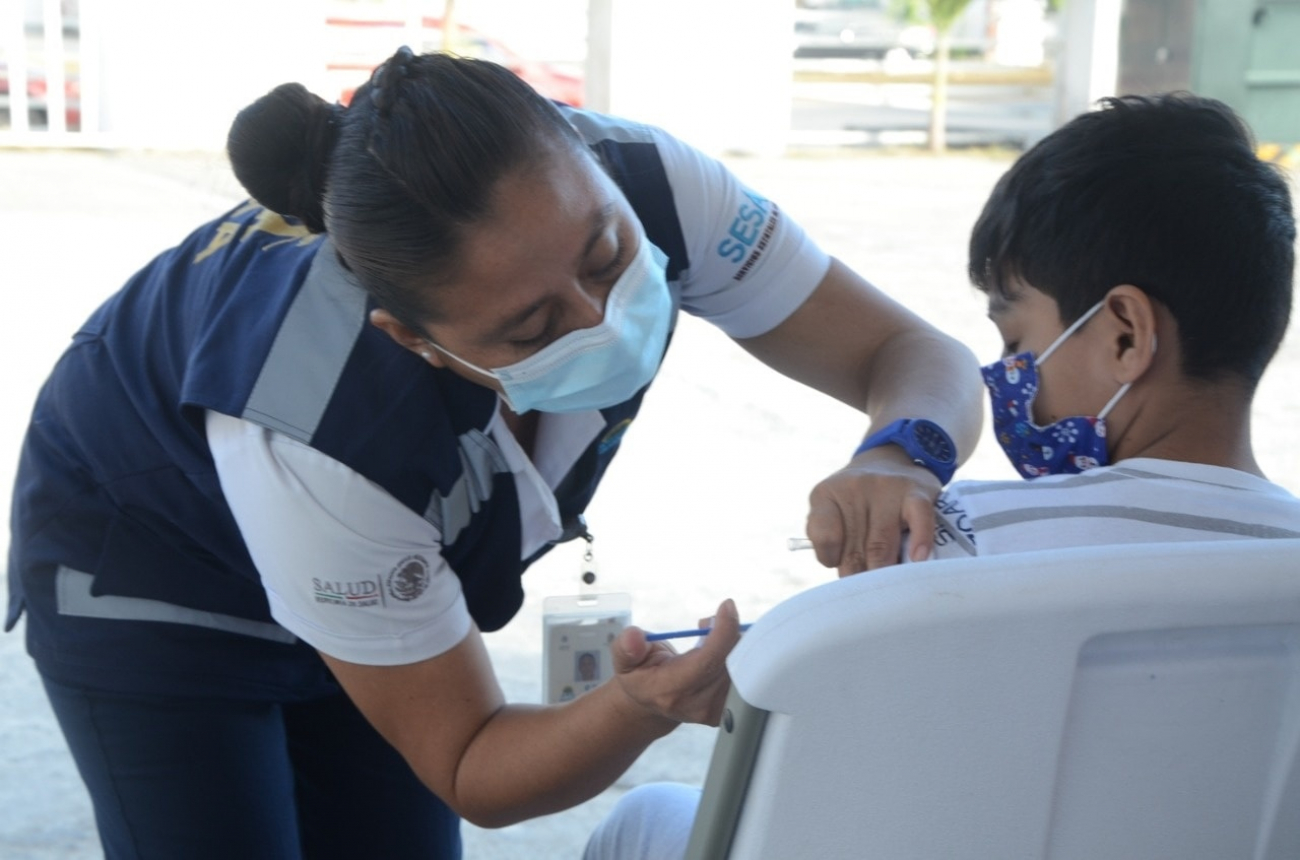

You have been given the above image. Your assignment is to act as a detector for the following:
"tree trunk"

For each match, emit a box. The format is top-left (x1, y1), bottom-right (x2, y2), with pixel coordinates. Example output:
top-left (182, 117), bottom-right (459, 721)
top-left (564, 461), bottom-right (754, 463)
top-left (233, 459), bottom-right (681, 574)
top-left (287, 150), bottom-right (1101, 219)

top-left (928, 28), bottom-right (952, 154)
top-left (443, 0), bottom-right (460, 54)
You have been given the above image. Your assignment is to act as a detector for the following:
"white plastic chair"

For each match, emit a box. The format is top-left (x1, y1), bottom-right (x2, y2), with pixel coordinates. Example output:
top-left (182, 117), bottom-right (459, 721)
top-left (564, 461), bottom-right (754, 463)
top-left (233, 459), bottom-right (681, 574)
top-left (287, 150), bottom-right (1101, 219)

top-left (685, 539), bottom-right (1300, 859)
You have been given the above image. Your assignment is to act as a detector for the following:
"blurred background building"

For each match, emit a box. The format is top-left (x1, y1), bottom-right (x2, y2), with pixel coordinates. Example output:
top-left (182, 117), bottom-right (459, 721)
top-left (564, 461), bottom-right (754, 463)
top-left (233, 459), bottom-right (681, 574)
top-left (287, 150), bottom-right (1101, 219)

top-left (2, 0), bottom-right (1297, 156)
top-left (3, 4), bottom-right (1299, 858)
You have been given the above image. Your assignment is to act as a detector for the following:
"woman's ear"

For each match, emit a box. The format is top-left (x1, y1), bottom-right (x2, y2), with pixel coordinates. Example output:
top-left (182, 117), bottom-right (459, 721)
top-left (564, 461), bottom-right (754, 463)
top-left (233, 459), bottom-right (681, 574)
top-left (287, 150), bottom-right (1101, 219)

top-left (369, 308), bottom-right (446, 367)
top-left (1102, 285), bottom-right (1158, 384)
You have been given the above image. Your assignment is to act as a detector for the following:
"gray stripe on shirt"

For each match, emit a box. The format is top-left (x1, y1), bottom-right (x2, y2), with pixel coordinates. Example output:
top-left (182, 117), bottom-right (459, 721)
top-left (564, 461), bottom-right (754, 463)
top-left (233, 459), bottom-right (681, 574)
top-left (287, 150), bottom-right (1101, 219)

top-left (56, 566), bottom-right (297, 644)
top-left (972, 504), bottom-right (1300, 539)
top-left (1109, 466), bottom-right (1260, 493)
top-left (423, 429), bottom-right (512, 545)
top-left (243, 243), bottom-right (368, 443)
top-left (562, 108), bottom-right (655, 145)
top-left (955, 470), bottom-right (1136, 497)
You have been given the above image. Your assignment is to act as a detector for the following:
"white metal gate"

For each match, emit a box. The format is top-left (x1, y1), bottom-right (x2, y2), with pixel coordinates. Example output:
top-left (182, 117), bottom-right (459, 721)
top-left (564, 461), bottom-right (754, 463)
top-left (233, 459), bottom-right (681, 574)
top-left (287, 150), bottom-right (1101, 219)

top-left (0, 0), bottom-right (103, 147)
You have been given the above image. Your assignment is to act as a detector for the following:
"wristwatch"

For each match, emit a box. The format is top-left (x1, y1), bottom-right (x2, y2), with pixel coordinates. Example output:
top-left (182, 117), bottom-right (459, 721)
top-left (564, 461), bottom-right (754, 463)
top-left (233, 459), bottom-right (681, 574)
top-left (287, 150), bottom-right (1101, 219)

top-left (853, 418), bottom-right (957, 485)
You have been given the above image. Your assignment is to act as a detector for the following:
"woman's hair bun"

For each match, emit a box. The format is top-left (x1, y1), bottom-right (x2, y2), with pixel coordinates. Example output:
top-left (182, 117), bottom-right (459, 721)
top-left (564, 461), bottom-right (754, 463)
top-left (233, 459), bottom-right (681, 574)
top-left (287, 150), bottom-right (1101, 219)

top-left (227, 82), bottom-right (340, 233)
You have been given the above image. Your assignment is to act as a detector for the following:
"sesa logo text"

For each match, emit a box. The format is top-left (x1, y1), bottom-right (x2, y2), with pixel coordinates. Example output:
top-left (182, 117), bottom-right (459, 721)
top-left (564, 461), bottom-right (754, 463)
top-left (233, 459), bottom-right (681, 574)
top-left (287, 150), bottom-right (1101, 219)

top-left (716, 189), bottom-right (780, 282)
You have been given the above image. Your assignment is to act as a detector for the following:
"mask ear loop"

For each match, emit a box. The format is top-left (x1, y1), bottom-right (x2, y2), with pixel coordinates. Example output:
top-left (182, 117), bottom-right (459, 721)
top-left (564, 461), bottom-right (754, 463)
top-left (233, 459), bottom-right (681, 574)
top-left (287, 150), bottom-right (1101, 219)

top-left (425, 340), bottom-right (526, 413)
top-left (1036, 300), bottom-right (1106, 365)
top-left (1096, 382), bottom-right (1131, 420)
top-left (425, 339), bottom-right (497, 379)
top-left (1097, 327), bottom-right (1158, 421)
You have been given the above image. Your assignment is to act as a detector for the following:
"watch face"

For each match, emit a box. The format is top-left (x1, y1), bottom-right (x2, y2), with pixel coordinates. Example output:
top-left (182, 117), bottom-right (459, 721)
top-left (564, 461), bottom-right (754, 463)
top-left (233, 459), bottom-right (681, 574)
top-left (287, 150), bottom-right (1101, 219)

top-left (914, 420), bottom-right (956, 463)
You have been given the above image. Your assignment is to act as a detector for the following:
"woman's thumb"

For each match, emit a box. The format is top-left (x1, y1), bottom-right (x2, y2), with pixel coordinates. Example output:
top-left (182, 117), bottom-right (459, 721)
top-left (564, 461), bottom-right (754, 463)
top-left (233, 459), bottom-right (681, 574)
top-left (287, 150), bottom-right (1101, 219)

top-left (612, 625), bottom-right (650, 672)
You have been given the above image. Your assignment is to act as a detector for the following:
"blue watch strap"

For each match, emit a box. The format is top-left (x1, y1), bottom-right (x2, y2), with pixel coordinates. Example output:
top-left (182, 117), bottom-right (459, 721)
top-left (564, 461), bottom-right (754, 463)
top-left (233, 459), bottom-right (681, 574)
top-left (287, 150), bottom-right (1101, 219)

top-left (853, 418), bottom-right (957, 484)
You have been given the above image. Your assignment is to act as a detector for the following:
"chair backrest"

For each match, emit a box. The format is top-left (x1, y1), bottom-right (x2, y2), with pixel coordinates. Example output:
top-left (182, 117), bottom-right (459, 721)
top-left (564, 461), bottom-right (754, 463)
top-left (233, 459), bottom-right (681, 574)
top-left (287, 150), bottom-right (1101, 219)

top-left (686, 539), bottom-right (1300, 860)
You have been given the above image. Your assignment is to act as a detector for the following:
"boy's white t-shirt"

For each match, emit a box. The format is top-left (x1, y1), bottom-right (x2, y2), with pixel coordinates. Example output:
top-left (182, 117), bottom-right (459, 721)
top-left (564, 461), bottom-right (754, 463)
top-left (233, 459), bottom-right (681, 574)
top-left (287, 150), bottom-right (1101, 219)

top-left (929, 458), bottom-right (1300, 561)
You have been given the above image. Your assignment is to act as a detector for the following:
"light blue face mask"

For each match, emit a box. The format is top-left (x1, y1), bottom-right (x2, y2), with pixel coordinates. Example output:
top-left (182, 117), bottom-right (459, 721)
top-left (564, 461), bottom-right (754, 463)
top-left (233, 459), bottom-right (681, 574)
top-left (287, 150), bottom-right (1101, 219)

top-left (429, 239), bottom-right (673, 414)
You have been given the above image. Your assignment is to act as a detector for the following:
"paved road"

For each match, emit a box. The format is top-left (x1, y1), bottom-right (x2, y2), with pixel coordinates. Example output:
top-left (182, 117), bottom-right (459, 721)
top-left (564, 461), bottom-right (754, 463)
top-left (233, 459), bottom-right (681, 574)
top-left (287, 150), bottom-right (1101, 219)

top-left (1, 145), bottom-right (1297, 859)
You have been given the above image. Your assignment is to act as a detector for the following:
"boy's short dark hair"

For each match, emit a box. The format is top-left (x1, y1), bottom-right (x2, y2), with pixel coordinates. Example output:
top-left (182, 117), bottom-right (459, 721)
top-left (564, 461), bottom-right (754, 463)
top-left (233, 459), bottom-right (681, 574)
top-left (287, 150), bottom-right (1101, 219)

top-left (969, 93), bottom-right (1295, 386)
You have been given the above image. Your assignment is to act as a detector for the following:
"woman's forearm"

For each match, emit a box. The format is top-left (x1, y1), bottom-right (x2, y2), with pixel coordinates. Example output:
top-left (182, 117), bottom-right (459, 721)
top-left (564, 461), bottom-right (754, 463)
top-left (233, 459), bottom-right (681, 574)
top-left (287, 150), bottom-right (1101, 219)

top-left (449, 683), bottom-right (676, 828)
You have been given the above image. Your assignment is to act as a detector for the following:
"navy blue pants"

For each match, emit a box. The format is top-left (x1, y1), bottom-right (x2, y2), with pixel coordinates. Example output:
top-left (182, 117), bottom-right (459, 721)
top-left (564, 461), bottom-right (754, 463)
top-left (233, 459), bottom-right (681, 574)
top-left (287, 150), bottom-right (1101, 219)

top-left (41, 676), bottom-right (462, 860)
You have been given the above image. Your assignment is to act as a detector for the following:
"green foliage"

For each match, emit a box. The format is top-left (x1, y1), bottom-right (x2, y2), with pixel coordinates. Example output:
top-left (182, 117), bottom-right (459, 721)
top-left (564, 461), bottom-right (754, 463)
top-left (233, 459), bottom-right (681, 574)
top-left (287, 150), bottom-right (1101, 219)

top-left (889, 0), bottom-right (975, 32)
top-left (889, 0), bottom-right (924, 25)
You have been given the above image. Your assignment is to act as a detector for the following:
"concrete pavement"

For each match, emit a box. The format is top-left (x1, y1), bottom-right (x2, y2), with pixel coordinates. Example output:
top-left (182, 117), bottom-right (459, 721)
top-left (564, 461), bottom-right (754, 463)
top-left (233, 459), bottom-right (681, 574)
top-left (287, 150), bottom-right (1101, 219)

top-left (1, 145), bottom-right (1297, 859)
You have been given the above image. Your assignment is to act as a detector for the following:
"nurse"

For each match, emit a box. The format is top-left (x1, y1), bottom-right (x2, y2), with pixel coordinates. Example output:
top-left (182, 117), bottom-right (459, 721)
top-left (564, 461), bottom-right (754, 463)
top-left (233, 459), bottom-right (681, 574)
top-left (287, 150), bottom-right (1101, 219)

top-left (6, 48), bottom-right (981, 858)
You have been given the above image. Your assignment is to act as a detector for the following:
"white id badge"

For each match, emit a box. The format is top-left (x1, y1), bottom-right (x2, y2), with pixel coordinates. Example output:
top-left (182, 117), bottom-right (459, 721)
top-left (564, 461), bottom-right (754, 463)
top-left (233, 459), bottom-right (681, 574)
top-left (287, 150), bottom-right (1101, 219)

top-left (542, 593), bottom-right (632, 704)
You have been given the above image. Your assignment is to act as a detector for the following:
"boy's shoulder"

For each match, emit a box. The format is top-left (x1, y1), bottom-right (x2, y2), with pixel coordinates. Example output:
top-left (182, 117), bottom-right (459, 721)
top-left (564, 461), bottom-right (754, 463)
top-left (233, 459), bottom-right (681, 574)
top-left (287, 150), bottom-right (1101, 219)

top-left (933, 459), bottom-right (1300, 558)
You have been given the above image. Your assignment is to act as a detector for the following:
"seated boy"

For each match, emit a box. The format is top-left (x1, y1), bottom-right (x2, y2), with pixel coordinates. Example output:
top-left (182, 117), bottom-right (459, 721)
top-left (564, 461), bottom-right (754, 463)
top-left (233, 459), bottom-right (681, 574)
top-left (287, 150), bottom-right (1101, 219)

top-left (584, 92), bottom-right (1300, 859)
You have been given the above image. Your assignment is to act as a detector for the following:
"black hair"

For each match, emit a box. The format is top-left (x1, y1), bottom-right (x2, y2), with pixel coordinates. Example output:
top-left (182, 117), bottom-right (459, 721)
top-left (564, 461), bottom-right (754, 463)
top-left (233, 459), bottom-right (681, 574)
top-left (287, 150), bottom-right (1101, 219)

top-left (969, 93), bottom-right (1295, 386)
top-left (226, 48), bottom-right (583, 331)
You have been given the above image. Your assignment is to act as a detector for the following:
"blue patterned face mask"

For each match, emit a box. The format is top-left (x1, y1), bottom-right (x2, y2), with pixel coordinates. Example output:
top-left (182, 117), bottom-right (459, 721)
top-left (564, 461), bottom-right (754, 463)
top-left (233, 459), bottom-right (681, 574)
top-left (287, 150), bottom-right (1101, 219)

top-left (981, 301), bottom-right (1133, 479)
top-left (429, 239), bottom-right (672, 414)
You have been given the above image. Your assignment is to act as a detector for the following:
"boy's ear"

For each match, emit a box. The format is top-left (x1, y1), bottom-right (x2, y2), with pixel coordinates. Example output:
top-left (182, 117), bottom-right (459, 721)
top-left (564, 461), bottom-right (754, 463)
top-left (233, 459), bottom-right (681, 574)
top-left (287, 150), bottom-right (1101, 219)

top-left (1102, 285), bottom-right (1158, 384)
top-left (369, 308), bottom-right (447, 368)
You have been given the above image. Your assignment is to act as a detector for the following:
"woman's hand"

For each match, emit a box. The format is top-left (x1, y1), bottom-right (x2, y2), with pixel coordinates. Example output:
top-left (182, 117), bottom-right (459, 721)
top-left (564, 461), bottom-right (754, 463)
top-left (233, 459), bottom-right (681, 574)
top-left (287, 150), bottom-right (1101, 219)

top-left (611, 598), bottom-right (742, 727)
top-left (321, 603), bottom-right (741, 829)
top-left (732, 258), bottom-right (981, 578)
top-left (806, 444), bottom-right (941, 576)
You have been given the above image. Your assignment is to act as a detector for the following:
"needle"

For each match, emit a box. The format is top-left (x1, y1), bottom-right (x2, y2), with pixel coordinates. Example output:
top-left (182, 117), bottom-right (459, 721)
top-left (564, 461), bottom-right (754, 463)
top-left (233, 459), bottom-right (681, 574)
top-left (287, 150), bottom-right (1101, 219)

top-left (645, 623), bottom-right (753, 642)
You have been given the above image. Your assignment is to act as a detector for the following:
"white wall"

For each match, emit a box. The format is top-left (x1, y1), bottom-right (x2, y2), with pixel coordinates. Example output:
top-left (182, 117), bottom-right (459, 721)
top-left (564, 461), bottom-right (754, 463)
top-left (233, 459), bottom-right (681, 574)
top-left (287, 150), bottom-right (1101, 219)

top-left (1053, 0), bottom-right (1121, 126)
top-left (93, 0), bottom-right (322, 150)
top-left (588, 0), bottom-right (794, 157)
top-left (44, 0), bottom-right (794, 156)
top-left (454, 0), bottom-right (795, 156)
top-left (457, 0), bottom-right (589, 65)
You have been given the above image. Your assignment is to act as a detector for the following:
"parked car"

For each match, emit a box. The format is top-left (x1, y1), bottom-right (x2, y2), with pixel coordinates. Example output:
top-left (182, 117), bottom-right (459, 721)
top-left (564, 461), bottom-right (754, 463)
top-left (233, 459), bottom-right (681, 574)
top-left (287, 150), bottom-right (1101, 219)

top-left (327, 13), bottom-right (584, 108)
top-left (0, 62), bottom-right (80, 130)
top-left (794, 0), bottom-right (927, 59)
top-left (793, 0), bottom-right (988, 60)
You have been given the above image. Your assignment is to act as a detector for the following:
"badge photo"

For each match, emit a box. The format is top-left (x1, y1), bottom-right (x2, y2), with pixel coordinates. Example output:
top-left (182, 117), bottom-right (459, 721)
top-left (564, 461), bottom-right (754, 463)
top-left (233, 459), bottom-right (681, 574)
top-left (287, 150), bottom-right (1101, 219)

top-left (542, 593), bottom-right (632, 704)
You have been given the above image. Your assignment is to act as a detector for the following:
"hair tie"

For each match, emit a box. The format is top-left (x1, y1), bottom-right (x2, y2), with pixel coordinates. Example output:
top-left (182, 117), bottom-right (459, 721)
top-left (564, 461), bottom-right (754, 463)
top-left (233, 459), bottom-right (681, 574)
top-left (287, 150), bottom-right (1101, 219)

top-left (297, 98), bottom-right (343, 233)
top-left (371, 45), bottom-right (416, 118)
